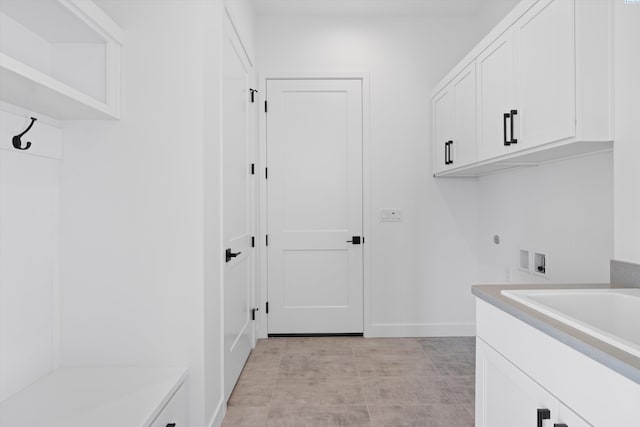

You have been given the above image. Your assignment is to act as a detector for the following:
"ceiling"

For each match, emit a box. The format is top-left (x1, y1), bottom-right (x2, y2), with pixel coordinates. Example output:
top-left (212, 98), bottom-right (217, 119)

top-left (253, 0), bottom-right (488, 17)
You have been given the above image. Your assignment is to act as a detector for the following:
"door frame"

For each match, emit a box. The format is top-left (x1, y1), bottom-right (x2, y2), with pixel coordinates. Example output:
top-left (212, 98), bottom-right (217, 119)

top-left (257, 72), bottom-right (371, 338)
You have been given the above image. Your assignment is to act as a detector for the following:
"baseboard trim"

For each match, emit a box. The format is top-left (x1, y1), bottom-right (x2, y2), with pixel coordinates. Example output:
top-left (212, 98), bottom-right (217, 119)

top-left (268, 332), bottom-right (364, 337)
top-left (208, 398), bottom-right (226, 427)
top-left (366, 322), bottom-right (475, 337)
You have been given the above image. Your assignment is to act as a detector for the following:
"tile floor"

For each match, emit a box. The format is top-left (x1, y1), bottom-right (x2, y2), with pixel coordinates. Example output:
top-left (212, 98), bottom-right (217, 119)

top-left (222, 336), bottom-right (475, 427)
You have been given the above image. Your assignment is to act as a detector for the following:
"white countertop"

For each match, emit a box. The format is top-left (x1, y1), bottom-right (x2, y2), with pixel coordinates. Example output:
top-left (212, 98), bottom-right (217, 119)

top-left (0, 366), bottom-right (187, 427)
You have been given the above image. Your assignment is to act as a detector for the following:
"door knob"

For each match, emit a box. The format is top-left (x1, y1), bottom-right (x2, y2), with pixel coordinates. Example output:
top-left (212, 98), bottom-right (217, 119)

top-left (225, 248), bottom-right (242, 262)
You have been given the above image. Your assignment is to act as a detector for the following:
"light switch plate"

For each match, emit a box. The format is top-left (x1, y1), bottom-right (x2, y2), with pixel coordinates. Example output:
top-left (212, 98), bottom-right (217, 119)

top-left (380, 209), bottom-right (403, 222)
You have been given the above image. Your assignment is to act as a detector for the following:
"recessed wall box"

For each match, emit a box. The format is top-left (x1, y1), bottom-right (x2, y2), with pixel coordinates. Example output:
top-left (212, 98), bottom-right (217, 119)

top-left (519, 249), bottom-right (531, 272)
top-left (533, 251), bottom-right (549, 279)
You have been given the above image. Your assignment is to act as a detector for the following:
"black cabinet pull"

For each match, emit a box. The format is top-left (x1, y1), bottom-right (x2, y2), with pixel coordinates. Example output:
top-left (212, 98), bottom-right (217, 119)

top-left (510, 109), bottom-right (518, 144)
top-left (166, 424), bottom-right (176, 427)
top-left (444, 141), bottom-right (449, 165)
top-left (554, 424), bottom-right (568, 427)
top-left (444, 141), bottom-right (453, 165)
top-left (537, 409), bottom-right (551, 427)
top-left (503, 112), bottom-right (511, 146)
top-left (225, 248), bottom-right (241, 262)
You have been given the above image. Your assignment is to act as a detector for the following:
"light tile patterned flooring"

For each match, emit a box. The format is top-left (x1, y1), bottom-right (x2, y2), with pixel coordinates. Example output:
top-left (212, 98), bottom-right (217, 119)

top-left (222, 337), bottom-right (475, 427)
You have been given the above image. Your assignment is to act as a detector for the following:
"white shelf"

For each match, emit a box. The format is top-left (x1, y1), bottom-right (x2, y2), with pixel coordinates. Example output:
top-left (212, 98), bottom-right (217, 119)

top-left (0, 53), bottom-right (117, 120)
top-left (0, 0), bottom-right (122, 120)
top-left (0, 367), bottom-right (187, 427)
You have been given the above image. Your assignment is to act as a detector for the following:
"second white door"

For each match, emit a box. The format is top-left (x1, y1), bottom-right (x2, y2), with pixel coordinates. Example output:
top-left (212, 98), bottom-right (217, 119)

top-left (266, 78), bottom-right (363, 334)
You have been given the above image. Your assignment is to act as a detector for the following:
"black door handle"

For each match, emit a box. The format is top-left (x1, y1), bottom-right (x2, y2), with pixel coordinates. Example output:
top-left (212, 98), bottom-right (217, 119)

top-left (503, 112), bottom-right (511, 146)
top-left (346, 236), bottom-right (361, 245)
top-left (537, 409), bottom-right (551, 427)
top-left (510, 109), bottom-right (518, 144)
top-left (225, 248), bottom-right (242, 262)
top-left (447, 141), bottom-right (453, 164)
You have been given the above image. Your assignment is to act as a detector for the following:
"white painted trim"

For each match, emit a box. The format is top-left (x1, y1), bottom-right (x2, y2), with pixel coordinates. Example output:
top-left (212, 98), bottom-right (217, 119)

top-left (207, 398), bottom-right (226, 427)
top-left (368, 322), bottom-right (476, 337)
top-left (257, 72), bottom-right (371, 338)
top-left (60, 0), bottom-right (125, 45)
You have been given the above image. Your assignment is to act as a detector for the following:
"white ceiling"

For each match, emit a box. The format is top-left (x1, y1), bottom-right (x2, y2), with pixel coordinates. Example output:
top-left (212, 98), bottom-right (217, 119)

top-left (253, 0), bottom-right (488, 17)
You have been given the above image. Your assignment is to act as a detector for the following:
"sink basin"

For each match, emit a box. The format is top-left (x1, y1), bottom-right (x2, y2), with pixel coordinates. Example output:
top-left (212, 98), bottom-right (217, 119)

top-left (501, 288), bottom-right (640, 358)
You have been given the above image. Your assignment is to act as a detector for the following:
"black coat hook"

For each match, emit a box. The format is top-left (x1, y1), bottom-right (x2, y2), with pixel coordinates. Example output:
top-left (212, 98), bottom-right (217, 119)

top-left (12, 117), bottom-right (37, 150)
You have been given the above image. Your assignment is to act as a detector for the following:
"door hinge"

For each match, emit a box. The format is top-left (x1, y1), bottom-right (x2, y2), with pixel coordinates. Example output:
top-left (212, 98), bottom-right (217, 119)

top-left (251, 236), bottom-right (255, 247)
top-left (251, 163), bottom-right (255, 175)
top-left (250, 88), bottom-right (257, 103)
top-left (251, 307), bottom-right (259, 320)
top-left (266, 301), bottom-right (269, 314)
top-left (265, 234), bottom-right (269, 246)
top-left (264, 100), bottom-right (268, 113)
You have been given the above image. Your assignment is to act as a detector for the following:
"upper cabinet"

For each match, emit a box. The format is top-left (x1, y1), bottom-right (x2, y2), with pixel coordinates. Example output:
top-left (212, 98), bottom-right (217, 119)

top-left (0, 1), bottom-right (123, 120)
top-left (432, 62), bottom-right (477, 175)
top-left (432, 0), bottom-right (613, 177)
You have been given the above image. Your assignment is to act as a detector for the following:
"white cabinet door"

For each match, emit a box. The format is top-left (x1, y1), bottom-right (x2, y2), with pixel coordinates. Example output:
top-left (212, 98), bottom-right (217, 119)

top-left (514, 0), bottom-right (576, 149)
top-left (452, 62), bottom-right (477, 167)
top-left (557, 403), bottom-right (593, 427)
top-left (477, 31), bottom-right (517, 160)
top-left (432, 86), bottom-right (453, 174)
top-left (477, 339), bottom-right (558, 427)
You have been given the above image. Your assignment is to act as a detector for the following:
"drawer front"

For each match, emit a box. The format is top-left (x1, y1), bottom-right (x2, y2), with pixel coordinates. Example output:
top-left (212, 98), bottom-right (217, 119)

top-left (151, 384), bottom-right (187, 427)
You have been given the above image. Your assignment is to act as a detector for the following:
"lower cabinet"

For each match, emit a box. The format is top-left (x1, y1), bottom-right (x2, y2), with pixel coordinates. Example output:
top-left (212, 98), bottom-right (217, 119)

top-left (477, 339), bottom-right (591, 427)
top-left (151, 385), bottom-right (187, 427)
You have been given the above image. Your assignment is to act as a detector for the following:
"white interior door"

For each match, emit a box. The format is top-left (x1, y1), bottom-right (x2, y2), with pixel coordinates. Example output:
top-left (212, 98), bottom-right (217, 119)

top-left (266, 78), bottom-right (363, 334)
top-left (223, 13), bottom-right (253, 400)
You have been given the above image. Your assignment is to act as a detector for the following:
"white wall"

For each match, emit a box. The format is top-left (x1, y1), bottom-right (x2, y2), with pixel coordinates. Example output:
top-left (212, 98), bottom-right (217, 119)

top-left (477, 153), bottom-right (613, 285)
top-left (60, 2), bottom-right (226, 426)
top-left (613, 0), bottom-right (640, 264)
top-left (0, 110), bottom-right (62, 400)
top-left (256, 15), bottom-right (485, 336)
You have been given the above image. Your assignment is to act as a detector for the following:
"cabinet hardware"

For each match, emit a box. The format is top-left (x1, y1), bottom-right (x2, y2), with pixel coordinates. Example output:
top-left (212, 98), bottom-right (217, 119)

top-left (553, 424), bottom-right (568, 427)
top-left (444, 142), bottom-right (448, 165)
top-left (166, 424), bottom-right (176, 427)
top-left (510, 109), bottom-right (518, 144)
top-left (250, 88), bottom-right (258, 103)
top-left (503, 112), bottom-right (511, 146)
top-left (444, 141), bottom-right (453, 165)
top-left (225, 248), bottom-right (241, 262)
top-left (537, 409), bottom-right (551, 427)
top-left (346, 236), bottom-right (362, 245)
top-left (251, 307), bottom-right (259, 320)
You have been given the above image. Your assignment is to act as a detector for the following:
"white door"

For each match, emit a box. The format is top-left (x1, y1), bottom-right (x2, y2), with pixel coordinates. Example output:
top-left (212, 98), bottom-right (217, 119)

top-left (478, 31), bottom-right (517, 159)
top-left (223, 13), bottom-right (253, 400)
top-left (266, 79), bottom-right (363, 334)
top-left (514, 0), bottom-right (575, 149)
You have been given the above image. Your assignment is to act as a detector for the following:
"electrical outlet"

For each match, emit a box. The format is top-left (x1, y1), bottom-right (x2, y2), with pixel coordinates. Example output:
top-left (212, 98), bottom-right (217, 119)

top-left (380, 209), bottom-right (403, 222)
